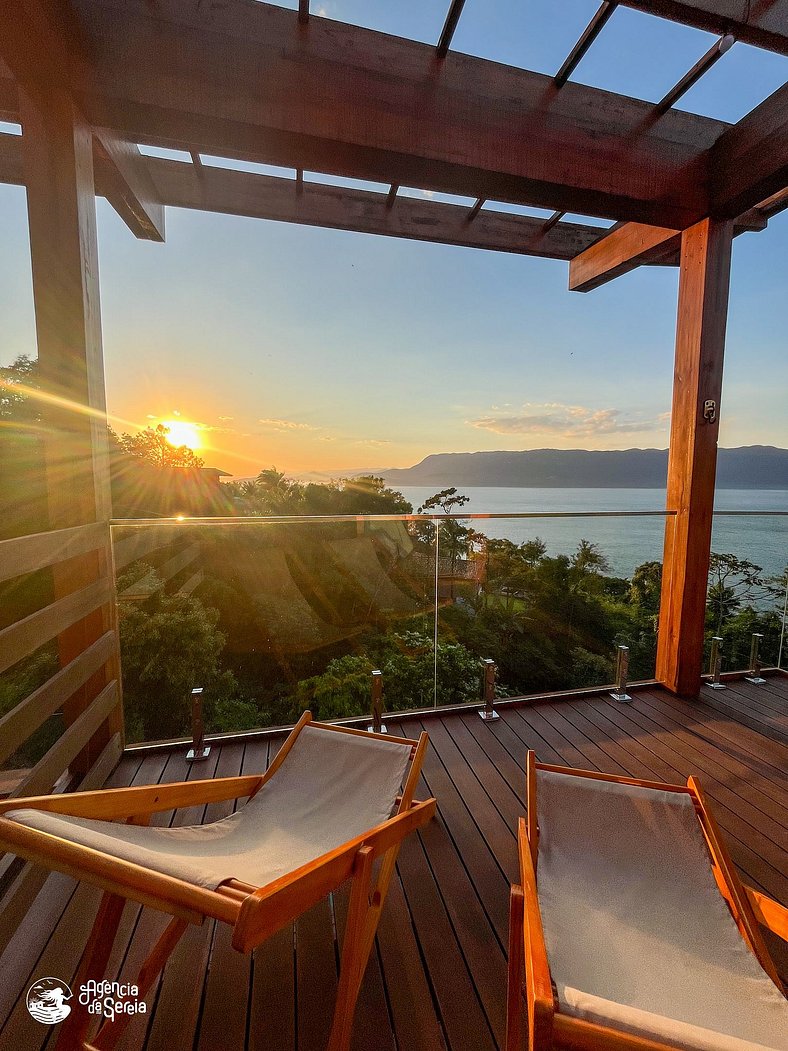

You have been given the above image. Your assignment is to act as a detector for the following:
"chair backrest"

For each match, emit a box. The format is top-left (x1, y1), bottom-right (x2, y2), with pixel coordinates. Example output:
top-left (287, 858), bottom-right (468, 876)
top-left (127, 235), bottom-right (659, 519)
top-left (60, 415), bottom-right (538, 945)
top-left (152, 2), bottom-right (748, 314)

top-left (248, 724), bottom-right (413, 840)
top-left (533, 767), bottom-right (788, 1046)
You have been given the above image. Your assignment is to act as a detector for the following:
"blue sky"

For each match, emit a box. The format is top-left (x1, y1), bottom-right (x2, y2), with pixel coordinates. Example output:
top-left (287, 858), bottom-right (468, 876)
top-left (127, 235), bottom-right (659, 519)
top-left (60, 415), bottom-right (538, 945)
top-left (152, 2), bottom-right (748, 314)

top-left (1, 1), bottom-right (786, 477)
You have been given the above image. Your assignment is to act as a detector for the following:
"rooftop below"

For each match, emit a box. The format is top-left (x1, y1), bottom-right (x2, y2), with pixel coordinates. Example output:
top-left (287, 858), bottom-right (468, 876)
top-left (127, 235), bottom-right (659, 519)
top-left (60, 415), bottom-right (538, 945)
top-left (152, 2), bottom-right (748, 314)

top-left (1, 675), bottom-right (786, 1051)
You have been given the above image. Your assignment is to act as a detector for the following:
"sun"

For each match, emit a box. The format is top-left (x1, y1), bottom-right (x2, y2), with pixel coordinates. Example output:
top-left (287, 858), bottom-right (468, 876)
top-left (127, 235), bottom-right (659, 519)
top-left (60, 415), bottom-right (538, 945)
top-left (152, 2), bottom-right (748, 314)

top-left (160, 418), bottom-right (203, 451)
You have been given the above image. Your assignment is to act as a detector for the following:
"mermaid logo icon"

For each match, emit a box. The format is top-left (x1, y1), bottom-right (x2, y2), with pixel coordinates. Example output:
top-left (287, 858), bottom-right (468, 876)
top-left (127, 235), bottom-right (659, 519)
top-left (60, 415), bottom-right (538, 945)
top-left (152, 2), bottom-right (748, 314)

top-left (26, 978), bottom-right (73, 1024)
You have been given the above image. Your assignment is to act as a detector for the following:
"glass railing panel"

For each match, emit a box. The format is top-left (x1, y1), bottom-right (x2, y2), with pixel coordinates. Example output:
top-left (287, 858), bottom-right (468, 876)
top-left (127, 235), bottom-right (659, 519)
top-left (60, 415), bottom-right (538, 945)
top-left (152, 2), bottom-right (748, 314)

top-left (111, 516), bottom-right (437, 743)
top-left (705, 511), bottom-right (788, 674)
top-left (434, 511), bottom-right (669, 704)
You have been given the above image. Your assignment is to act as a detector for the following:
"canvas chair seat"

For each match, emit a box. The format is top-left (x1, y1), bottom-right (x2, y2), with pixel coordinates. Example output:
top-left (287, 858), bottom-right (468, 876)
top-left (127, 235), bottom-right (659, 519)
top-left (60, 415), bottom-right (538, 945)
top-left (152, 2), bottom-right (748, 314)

top-left (5, 724), bottom-right (411, 891)
top-left (535, 769), bottom-right (788, 1051)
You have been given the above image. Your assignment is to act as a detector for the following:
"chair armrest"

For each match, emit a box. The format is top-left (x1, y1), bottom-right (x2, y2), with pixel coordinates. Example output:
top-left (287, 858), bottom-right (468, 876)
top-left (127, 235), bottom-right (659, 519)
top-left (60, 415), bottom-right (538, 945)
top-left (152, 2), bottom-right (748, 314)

top-left (0, 775), bottom-right (264, 821)
top-left (518, 819), bottom-right (555, 1051)
top-left (745, 885), bottom-right (788, 942)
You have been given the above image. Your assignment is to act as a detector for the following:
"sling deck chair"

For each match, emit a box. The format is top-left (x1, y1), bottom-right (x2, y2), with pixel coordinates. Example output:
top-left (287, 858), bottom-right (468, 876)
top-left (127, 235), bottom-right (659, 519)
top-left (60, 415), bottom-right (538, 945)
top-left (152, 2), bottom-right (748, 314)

top-left (506, 752), bottom-right (788, 1051)
top-left (0, 712), bottom-right (435, 1051)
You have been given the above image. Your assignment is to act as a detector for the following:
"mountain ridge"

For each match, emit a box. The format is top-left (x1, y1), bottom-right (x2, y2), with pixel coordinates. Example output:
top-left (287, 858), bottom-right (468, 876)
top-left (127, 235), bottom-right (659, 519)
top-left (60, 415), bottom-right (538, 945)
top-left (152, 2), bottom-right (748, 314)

top-left (379, 446), bottom-right (788, 489)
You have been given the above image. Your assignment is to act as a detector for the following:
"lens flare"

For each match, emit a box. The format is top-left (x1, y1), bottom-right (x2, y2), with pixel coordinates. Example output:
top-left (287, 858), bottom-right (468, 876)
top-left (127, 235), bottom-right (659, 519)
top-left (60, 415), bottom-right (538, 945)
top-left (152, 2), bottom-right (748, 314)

top-left (160, 419), bottom-right (202, 451)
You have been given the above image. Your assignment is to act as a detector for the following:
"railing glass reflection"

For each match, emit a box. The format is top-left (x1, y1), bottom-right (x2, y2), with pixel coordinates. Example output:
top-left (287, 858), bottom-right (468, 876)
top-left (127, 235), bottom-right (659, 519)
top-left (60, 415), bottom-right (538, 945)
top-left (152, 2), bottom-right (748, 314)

top-left (108, 509), bottom-right (786, 743)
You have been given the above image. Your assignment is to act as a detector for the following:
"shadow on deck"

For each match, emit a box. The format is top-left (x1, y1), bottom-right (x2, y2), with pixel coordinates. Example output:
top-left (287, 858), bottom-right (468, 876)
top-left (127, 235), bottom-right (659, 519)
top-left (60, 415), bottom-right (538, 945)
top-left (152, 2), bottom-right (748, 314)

top-left (1, 677), bottom-right (786, 1051)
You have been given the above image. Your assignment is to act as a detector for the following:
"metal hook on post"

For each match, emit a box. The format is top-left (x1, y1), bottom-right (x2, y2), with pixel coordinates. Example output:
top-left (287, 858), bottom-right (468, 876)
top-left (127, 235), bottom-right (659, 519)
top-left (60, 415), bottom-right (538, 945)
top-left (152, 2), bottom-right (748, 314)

top-left (708, 636), bottom-right (726, 690)
top-left (745, 633), bottom-right (766, 684)
top-left (610, 645), bottom-right (632, 702)
top-left (186, 687), bottom-right (210, 760)
top-left (368, 669), bottom-right (387, 734)
top-left (478, 658), bottom-right (499, 721)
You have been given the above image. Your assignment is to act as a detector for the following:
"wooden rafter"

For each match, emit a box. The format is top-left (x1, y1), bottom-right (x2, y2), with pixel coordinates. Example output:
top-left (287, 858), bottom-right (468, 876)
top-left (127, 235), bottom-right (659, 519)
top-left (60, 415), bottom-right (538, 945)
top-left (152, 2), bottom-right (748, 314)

top-left (555, 2), bottom-right (618, 88)
top-left (616, 0), bottom-right (788, 57)
top-left (437, 0), bottom-right (468, 58)
top-left (7, 0), bottom-right (731, 229)
top-left (0, 0), bottom-right (164, 241)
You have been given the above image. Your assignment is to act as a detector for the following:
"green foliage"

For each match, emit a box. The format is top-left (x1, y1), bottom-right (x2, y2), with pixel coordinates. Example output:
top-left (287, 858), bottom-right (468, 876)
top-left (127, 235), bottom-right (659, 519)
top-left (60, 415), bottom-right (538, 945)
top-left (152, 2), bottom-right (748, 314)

top-left (225, 470), bottom-right (412, 517)
top-left (0, 647), bottom-right (61, 768)
top-left (292, 632), bottom-right (483, 721)
top-left (0, 354), bottom-right (40, 423)
top-left (118, 567), bottom-right (238, 741)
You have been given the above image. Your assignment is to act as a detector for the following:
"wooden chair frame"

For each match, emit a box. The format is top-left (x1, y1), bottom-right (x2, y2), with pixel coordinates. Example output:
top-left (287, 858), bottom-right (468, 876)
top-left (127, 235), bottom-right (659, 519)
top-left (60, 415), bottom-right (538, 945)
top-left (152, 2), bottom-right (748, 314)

top-left (0, 711), bottom-right (436, 1051)
top-left (506, 751), bottom-right (788, 1051)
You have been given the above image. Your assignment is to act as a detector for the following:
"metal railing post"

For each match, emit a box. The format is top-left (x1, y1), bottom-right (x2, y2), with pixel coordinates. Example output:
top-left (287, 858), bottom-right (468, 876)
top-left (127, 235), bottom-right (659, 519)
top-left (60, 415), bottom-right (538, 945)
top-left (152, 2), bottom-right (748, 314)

top-left (708, 636), bottom-right (726, 690)
top-left (745, 633), bottom-right (765, 684)
top-left (367, 669), bottom-right (387, 734)
top-left (186, 686), bottom-right (210, 760)
top-left (610, 645), bottom-right (632, 702)
top-left (478, 658), bottom-right (499, 721)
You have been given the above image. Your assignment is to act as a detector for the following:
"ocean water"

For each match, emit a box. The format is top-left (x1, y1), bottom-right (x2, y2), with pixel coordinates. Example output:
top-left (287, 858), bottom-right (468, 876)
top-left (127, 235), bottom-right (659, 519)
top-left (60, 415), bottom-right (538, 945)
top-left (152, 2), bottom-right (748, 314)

top-left (399, 487), bottom-right (788, 580)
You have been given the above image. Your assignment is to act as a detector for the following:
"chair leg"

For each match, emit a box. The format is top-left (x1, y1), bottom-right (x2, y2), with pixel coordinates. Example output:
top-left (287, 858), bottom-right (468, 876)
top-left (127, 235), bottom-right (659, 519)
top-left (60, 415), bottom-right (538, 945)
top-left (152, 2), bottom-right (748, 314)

top-left (327, 846), bottom-right (375, 1051)
top-left (54, 890), bottom-right (126, 1051)
top-left (90, 916), bottom-right (188, 1051)
top-left (506, 885), bottom-right (525, 1051)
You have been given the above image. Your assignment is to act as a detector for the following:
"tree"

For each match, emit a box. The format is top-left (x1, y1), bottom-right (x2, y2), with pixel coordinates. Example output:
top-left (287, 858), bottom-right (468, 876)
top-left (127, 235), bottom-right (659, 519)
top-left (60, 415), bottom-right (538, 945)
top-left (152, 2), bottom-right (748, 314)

top-left (0, 355), bottom-right (49, 538)
top-left (0, 354), bottom-right (40, 423)
top-left (706, 553), bottom-right (767, 635)
top-left (115, 424), bottom-right (204, 468)
top-left (118, 567), bottom-right (237, 740)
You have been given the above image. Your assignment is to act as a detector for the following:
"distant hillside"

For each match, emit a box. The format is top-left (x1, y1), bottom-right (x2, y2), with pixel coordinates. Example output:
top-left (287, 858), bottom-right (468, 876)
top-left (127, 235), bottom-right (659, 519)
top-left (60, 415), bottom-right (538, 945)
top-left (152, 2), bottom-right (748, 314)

top-left (381, 447), bottom-right (788, 489)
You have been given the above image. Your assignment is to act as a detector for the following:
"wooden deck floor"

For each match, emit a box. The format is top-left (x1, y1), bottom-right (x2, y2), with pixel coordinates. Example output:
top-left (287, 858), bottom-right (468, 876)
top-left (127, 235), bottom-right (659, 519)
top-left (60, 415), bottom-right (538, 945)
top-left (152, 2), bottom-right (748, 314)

top-left (1, 676), bottom-right (786, 1051)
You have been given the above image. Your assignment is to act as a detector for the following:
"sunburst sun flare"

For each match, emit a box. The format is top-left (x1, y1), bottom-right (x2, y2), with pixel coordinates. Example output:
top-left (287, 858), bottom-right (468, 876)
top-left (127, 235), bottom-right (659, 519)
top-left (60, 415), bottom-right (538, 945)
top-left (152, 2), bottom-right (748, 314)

top-left (159, 419), bottom-right (203, 451)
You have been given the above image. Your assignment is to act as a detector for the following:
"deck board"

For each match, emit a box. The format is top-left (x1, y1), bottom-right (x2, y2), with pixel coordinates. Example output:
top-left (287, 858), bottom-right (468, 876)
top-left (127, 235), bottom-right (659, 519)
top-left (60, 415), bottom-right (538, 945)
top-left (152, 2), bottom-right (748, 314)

top-left (1, 676), bottom-right (786, 1051)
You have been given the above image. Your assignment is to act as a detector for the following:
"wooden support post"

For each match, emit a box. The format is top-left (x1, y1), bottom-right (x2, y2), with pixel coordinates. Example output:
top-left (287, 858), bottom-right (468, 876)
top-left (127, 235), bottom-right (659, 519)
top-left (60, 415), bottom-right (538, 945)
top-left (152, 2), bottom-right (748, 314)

top-left (21, 88), bottom-right (123, 767)
top-left (656, 217), bottom-right (734, 697)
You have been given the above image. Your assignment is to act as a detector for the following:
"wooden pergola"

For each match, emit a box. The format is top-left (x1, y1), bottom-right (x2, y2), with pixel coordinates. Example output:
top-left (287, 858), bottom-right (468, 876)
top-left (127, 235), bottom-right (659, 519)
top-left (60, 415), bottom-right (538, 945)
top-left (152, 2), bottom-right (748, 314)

top-left (0, 0), bottom-right (786, 795)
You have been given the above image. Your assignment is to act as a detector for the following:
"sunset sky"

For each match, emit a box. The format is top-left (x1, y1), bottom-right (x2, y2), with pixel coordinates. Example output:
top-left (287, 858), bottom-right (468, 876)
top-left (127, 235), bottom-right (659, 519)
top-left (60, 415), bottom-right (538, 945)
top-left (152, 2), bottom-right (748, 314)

top-left (1, 1), bottom-right (786, 479)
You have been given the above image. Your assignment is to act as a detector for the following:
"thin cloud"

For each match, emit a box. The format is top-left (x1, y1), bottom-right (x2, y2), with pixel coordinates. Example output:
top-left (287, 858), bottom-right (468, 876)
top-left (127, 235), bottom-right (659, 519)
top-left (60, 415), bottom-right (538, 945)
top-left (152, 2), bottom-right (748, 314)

top-left (258, 417), bottom-right (317, 431)
top-left (468, 402), bottom-right (667, 439)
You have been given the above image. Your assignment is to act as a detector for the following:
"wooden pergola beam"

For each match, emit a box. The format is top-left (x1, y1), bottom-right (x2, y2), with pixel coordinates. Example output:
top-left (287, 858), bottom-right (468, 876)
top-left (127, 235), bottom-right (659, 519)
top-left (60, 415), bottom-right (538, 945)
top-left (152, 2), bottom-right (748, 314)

top-left (616, 1), bottom-right (788, 57)
top-left (709, 83), bottom-right (788, 219)
top-left (0, 131), bottom-right (775, 268)
top-left (143, 158), bottom-right (608, 259)
top-left (40, 0), bottom-right (731, 229)
top-left (568, 210), bottom-right (767, 291)
top-left (656, 218), bottom-right (734, 697)
top-left (0, 132), bottom-right (611, 261)
top-left (0, 0), bottom-right (164, 241)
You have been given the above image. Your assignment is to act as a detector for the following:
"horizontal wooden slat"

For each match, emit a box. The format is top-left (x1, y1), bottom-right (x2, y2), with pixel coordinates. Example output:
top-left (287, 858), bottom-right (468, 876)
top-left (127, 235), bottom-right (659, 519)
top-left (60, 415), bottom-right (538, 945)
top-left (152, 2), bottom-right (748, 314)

top-left (0, 576), bottom-right (112, 675)
top-left (0, 732), bottom-right (122, 955)
top-left (0, 863), bottom-right (50, 956)
top-left (0, 522), bottom-right (109, 584)
top-left (75, 731), bottom-right (123, 792)
top-left (0, 631), bottom-right (117, 766)
top-left (112, 526), bottom-right (176, 570)
top-left (9, 680), bottom-right (119, 799)
top-left (119, 543), bottom-right (200, 599)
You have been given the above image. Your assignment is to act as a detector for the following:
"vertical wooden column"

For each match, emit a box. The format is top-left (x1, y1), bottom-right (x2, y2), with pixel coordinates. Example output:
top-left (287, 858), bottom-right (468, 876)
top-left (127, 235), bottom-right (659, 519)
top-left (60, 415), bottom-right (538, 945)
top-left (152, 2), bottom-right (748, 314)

top-left (21, 89), bottom-right (123, 767)
top-left (656, 217), bottom-right (734, 697)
